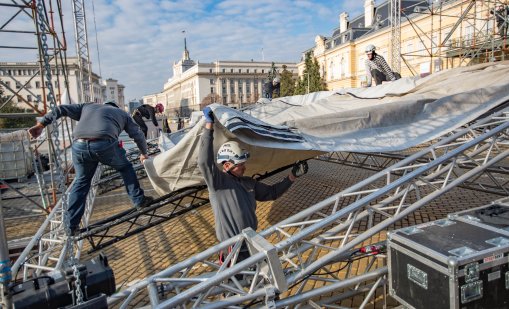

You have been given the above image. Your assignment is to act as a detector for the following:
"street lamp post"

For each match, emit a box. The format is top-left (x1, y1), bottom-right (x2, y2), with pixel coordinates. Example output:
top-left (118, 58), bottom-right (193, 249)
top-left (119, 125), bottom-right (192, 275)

top-left (306, 72), bottom-right (310, 94)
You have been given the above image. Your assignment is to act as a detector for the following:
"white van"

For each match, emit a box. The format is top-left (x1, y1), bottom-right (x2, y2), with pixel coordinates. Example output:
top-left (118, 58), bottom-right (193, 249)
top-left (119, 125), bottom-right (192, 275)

top-left (189, 111), bottom-right (204, 127)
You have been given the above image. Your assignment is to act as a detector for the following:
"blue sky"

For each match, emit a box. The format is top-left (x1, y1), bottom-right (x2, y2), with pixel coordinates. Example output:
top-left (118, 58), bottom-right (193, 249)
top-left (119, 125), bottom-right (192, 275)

top-left (1, 0), bottom-right (364, 101)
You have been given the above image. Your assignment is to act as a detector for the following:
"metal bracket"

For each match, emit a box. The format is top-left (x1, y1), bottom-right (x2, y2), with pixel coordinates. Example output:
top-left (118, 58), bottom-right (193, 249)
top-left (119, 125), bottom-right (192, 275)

top-left (465, 262), bottom-right (479, 283)
top-left (243, 228), bottom-right (288, 292)
top-left (263, 285), bottom-right (276, 309)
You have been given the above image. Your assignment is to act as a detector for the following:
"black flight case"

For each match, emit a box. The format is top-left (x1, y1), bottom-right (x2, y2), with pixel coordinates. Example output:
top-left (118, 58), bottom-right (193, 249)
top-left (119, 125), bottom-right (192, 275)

top-left (388, 218), bottom-right (509, 309)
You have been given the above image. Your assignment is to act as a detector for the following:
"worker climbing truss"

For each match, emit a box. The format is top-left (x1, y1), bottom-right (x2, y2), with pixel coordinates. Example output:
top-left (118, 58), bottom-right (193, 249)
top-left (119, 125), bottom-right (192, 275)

top-left (0, 0), bottom-right (101, 291)
top-left (108, 107), bottom-right (509, 308)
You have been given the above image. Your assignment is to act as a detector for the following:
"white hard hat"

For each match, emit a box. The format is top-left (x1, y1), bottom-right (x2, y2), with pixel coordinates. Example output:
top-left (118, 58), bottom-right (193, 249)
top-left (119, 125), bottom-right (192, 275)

top-left (216, 141), bottom-right (250, 165)
top-left (365, 44), bottom-right (376, 53)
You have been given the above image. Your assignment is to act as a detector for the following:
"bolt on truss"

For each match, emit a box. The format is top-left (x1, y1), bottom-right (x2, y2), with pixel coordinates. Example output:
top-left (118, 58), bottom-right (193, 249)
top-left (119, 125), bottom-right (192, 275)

top-left (107, 107), bottom-right (508, 308)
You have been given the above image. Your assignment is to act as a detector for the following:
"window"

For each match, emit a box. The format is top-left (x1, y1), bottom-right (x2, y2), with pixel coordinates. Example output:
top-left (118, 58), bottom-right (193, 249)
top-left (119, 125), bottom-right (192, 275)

top-left (223, 96), bottom-right (227, 104)
top-left (222, 69), bottom-right (225, 73)
top-left (27, 95), bottom-right (32, 102)
top-left (209, 69), bottom-right (213, 73)
top-left (254, 69), bottom-right (257, 73)
top-left (222, 79), bottom-right (226, 84)
top-left (36, 95), bottom-right (41, 101)
top-left (222, 86), bottom-right (226, 94)
top-left (261, 69), bottom-right (264, 73)
top-left (247, 69), bottom-right (249, 73)
top-left (210, 87), bottom-right (214, 94)
top-left (210, 79), bottom-right (214, 84)
top-left (16, 82), bottom-right (21, 89)
top-left (231, 69), bottom-right (234, 73)
top-left (238, 69), bottom-right (241, 73)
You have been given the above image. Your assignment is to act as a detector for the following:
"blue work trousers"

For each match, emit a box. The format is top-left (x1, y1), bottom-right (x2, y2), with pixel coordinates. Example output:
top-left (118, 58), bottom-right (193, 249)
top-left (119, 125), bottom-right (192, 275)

top-left (68, 139), bottom-right (144, 230)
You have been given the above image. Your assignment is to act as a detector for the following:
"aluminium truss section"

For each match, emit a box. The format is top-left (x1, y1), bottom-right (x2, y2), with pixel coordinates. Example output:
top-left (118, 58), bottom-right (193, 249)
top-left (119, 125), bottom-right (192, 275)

top-left (11, 166), bottom-right (102, 281)
top-left (78, 185), bottom-right (208, 253)
top-left (72, 0), bottom-right (95, 102)
top-left (107, 108), bottom-right (509, 308)
top-left (82, 164), bottom-right (297, 253)
top-left (318, 148), bottom-right (509, 196)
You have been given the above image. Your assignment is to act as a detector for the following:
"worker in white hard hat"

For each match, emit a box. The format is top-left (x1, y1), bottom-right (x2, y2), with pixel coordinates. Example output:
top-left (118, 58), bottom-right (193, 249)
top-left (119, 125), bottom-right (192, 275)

top-left (364, 44), bottom-right (399, 87)
top-left (197, 106), bottom-right (308, 264)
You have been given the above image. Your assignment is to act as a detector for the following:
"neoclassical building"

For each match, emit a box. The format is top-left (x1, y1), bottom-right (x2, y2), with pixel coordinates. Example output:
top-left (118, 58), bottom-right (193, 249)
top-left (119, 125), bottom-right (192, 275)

top-left (143, 46), bottom-right (297, 117)
top-left (300, 0), bottom-right (503, 89)
top-left (0, 57), bottom-right (127, 112)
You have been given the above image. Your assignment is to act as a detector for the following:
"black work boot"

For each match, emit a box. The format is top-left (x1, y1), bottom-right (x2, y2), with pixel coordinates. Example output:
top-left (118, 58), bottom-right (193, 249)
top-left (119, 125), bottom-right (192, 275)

top-left (136, 196), bottom-right (154, 209)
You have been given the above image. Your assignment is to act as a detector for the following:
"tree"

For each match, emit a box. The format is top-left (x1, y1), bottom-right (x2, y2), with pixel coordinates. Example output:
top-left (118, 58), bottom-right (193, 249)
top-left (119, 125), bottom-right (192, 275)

top-left (278, 64), bottom-right (296, 97)
top-left (200, 93), bottom-right (222, 109)
top-left (294, 52), bottom-right (327, 95)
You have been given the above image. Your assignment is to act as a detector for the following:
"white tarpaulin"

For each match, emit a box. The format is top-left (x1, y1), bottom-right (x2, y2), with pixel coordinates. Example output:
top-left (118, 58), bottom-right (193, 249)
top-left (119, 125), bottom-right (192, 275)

top-left (145, 61), bottom-right (509, 196)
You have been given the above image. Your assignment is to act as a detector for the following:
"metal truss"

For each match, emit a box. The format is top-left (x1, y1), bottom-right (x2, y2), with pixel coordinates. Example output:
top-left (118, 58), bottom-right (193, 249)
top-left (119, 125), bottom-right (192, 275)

top-left (397, 0), bottom-right (509, 77)
top-left (390, 0), bottom-right (401, 73)
top-left (11, 166), bottom-right (102, 280)
top-left (108, 108), bottom-right (509, 308)
top-left (72, 0), bottom-right (94, 102)
top-left (317, 148), bottom-right (509, 196)
top-left (82, 164), bottom-right (297, 253)
top-left (78, 185), bottom-right (208, 253)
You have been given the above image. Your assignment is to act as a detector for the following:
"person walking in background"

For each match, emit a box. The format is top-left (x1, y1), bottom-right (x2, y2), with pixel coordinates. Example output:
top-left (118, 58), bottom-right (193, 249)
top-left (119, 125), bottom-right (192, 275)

top-left (132, 103), bottom-right (164, 138)
top-left (28, 101), bottom-right (153, 235)
top-left (197, 106), bottom-right (308, 263)
top-left (364, 44), bottom-right (399, 87)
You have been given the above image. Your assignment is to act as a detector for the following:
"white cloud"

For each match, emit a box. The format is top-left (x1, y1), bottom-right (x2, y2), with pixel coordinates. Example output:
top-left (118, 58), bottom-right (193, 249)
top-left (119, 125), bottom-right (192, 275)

top-left (0, 0), bottom-right (364, 100)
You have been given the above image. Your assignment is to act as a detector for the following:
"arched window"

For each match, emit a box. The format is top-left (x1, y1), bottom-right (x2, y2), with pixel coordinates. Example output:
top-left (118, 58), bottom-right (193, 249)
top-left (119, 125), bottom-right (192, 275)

top-left (329, 61), bottom-right (334, 80)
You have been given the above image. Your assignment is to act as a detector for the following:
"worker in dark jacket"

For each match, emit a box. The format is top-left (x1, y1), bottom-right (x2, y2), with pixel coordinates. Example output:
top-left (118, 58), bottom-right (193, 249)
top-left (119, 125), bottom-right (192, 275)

top-left (132, 103), bottom-right (164, 138)
top-left (28, 102), bottom-right (153, 235)
top-left (490, 4), bottom-right (509, 38)
top-left (263, 77), bottom-right (281, 100)
top-left (197, 106), bottom-right (308, 263)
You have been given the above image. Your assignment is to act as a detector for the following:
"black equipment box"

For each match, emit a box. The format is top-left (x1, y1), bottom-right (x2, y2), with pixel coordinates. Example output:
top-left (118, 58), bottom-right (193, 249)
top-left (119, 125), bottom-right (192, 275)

top-left (11, 254), bottom-right (115, 308)
top-left (388, 219), bottom-right (509, 309)
top-left (448, 197), bottom-right (509, 233)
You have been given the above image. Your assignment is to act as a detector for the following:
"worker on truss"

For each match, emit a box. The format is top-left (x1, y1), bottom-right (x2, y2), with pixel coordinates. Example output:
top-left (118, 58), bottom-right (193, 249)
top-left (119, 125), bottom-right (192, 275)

top-left (132, 103), bottom-right (164, 138)
top-left (197, 106), bottom-right (308, 263)
top-left (28, 101), bottom-right (154, 235)
top-left (364, 44), bottom-right (400, 87)
top-left (489, 3), bottom-right (509, 39)
top-left (263, 77), bottom-right (281, 100)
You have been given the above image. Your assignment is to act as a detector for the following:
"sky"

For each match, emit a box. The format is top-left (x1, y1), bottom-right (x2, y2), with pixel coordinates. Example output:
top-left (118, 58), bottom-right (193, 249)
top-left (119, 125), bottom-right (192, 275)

top-left (0, 0), bottom-right (364, 101)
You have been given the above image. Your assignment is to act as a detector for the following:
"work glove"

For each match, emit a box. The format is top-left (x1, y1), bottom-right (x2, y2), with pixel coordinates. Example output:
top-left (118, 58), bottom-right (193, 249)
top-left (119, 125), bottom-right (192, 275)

top-left (291, 161), bottom-right (308, 178)
top-left (203, 106), bottom-right (214, 123)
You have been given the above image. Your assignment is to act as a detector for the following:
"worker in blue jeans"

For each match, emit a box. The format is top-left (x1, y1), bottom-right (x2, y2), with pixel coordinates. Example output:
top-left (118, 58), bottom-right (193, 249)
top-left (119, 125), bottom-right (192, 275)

top-left (28, 102), bottom-right (153, 235)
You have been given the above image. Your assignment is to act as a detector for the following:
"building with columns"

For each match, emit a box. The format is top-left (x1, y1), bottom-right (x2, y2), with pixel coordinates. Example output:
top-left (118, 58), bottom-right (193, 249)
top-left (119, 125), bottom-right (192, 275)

top-left (0, 57), bottom-right (128, 112)
top-left (143, 44), bottom-right (297, 117)
top-left (299, 0), bottom-right (503, 89)
top-left (0, 57), bottom-right (102, 112)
